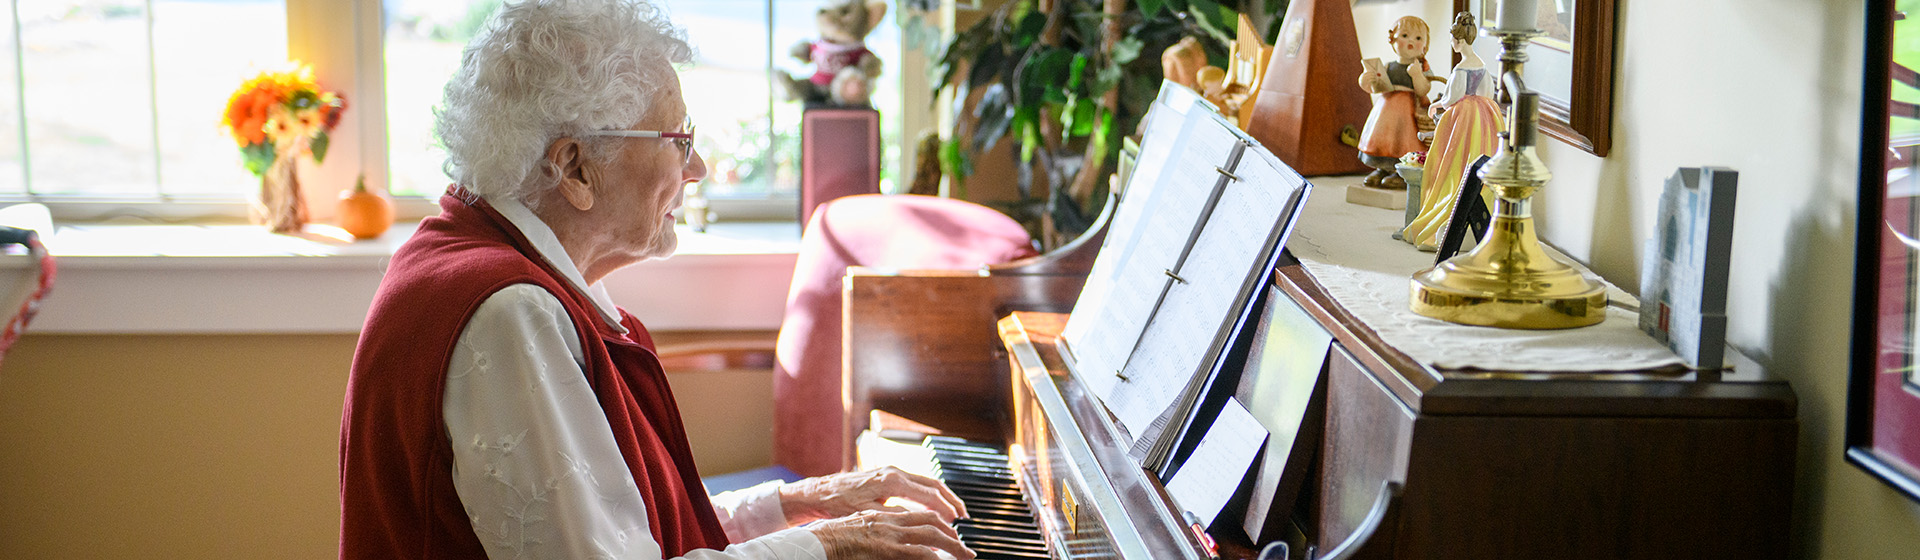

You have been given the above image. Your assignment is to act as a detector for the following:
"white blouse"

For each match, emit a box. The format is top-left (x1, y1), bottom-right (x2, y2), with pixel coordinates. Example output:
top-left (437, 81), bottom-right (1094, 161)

top-left (442, 195), bottom-right (828, 560)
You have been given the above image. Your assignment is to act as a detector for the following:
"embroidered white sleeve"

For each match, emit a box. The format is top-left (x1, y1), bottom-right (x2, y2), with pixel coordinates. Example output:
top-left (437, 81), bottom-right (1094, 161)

top-left (711, 481), bottom-right (790, 541)
top-left (446, 284), bottom-right (827, 560)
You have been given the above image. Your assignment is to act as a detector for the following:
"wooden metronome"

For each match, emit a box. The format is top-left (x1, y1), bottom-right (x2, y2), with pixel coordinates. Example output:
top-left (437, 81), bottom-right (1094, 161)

top-left (1244, 0), bottom-right (1373, 176)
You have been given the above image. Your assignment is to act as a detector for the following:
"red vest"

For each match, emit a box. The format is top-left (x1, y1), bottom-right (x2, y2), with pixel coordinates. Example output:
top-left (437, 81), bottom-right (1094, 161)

top-left (339, 187), bottom-right (730, 559)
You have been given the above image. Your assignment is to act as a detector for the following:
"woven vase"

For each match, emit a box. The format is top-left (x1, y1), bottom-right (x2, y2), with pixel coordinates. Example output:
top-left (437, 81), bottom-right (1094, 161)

top-left (254, 144), bottom-right (308, 235)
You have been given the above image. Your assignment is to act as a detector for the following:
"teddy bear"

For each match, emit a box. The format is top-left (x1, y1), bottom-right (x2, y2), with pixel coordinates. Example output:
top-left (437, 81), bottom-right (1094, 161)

top-left (780, 0), bottom-right (887, 107)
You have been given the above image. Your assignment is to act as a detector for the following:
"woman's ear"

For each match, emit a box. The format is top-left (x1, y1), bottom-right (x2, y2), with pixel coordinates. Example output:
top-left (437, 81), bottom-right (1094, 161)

top-left (547, 138), bottom-right (594, 211)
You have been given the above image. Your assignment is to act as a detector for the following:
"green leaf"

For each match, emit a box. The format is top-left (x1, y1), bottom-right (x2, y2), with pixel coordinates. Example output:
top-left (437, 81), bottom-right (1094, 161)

top-left (1012, 12), bottom-right (1046, 49)
top-left (241, 142), bottom-right (275, 177)
top-left (1020, 117), bottom-right (1040, 164)
top-left (1018, 47), bottom-right (1073, 106)
top-left (968, 44), bottom-right (1007, 90)
top-left (972, 84), bottom-right (1013, 153)
top-left (939, 138), bottom-right (971, 196)
top-left (1111, 36), bottom-right (1145, 66)
top-left (310, 132), bottom-right (331, 165)
top-left (1066, 54), bottom-right (1088, 92)
top-left (1139, 0), bottom-right (1167, 18)
top-left (1068, 97), bottom-right (1097, 137)
top-left (1012, 103), bottom-right (1038, 146)
top-left (1090, 62), bottom-right (1123, 96)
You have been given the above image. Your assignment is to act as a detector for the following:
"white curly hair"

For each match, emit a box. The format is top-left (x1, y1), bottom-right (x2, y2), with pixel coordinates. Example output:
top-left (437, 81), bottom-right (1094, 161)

top-left (435, 0), bottom-right (693, 209)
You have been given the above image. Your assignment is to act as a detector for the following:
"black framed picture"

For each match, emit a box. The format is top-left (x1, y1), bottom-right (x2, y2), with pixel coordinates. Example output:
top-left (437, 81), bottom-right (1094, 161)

top-left (1847, 0), bottom-right (1920, 503)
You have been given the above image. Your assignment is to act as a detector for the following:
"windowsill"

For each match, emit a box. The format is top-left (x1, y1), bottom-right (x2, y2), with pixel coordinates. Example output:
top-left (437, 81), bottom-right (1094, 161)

top-left (7, 220), bottom-right (802, 335)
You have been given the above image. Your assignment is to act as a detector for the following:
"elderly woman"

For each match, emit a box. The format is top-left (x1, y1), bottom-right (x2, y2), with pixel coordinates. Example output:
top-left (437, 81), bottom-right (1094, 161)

top-left (339, 1), bottom-right (971, 559)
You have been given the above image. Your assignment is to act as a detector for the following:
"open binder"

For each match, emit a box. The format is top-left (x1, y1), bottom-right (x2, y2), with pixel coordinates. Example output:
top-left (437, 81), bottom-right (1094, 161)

top-left (1058, 82), bottom-right (1314, 472)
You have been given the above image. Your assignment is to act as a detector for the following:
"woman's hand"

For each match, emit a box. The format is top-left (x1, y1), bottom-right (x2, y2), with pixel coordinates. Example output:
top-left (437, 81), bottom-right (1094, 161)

top-left (781, 467), bottom-right (968, 525)
top-left (812, 511), bottom-right (975, 560)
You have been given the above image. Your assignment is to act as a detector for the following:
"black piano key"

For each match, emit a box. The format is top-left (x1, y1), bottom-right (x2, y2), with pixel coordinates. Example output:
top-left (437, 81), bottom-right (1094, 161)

top-left (930, 446), bottom-right (1014, 460)
top-left (957, 524), bottom-right (1044, 543)
top-left (924, 435), bottom-right (1004, 450)
top-left (931, 461), bottom-right (1015, 475)
top-left (936, 470), bottom-right (1017, 485)
top-left (960, 533), bottom-right (1048, 551)
top-left (933, 465), bottom-right (1016, 480)
top-left (965, 542), bottom-right (1051, 559)
top-left (972, 549), bottom-right (1051, 560)
top-left (944, 479), bottom-right (1023, 495)
top-left (955, 518), bottom-right (1043, 534)
top-left (964, 512), bottom-right (1037, 526)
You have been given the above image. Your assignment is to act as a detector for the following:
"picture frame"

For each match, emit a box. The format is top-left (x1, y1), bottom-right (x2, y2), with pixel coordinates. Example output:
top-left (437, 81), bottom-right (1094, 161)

top-left (1847, 0), bottom-right (1920, 504)
top-left (1453, 0), bottom-right (1616, 156)
top-left (1434, 155), bottom-right (1492, 262)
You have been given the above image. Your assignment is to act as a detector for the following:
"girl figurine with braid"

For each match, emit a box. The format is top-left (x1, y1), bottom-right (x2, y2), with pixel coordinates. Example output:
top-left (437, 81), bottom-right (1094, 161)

top-left (1356, 15), bottom-right (1436, 190)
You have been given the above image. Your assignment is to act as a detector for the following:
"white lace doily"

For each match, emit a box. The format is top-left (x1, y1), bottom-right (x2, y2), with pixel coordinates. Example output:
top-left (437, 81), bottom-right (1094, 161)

top-left (1286, 182), bottom-right (1683, 372)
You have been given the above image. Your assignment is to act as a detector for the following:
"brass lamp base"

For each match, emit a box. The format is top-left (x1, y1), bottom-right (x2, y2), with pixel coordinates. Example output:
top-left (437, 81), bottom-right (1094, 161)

top-left (1410, 212), bottom-right (1607, 329)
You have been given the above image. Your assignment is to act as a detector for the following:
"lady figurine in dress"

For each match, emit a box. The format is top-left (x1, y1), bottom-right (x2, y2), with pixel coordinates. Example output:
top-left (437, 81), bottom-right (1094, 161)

top-left (1400, 12), bottom-right (1505, 250)
top-left (1356, 15), bottom-right (1434, 189)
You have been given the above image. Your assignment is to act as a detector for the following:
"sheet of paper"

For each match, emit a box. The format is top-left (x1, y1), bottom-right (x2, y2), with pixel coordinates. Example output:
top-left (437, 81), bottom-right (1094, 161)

top-left (1063, 84), bottom-right (1242, 399)
top-left (1106, 146), bottom-right (1309, 433)
top-left (1060, 91), bottom-right (1187, 372)
top-left (1165, 397), bottom-right (1269, 527)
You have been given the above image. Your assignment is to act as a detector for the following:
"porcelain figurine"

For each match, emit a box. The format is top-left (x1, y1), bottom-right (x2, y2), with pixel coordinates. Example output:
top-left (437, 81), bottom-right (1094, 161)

top-left (1400, 12), bottom-right (1505, 250)
top-left (1355, 15), bottom-right (1435, 189)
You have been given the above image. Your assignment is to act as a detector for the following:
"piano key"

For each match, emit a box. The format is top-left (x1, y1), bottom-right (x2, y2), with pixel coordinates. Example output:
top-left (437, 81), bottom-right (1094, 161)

top-left (931, 461), bottom-right (1016, 476)
top-left (943, 479), bottom-right (1023, 495)
top-left (965, 542), bottom-right (1051, 559)
top-left (960, 533), bottom-right (1046, 550)
top-left (957, 524), bottom-right (1045, 544)
top-left (955, 517), bottom-right (1043, 534)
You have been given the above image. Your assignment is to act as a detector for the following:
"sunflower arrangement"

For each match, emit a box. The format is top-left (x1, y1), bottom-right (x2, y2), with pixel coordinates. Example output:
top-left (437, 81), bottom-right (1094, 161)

top-left (220, 63), bottom-right (347, 176)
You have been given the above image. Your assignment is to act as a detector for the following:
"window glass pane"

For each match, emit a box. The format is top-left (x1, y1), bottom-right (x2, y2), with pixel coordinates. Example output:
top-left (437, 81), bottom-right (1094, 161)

top-left (19, 2), bottom-right (156, 196)
top-left (669, 0), bottom-right (783, 199)
top-left (381, 0), bottom-right (901, 202)
top-left (0, 4), bottom-right (22, 195)
top-left (764, 0), bottom-right (900, 196)
top-left (383, 0), bottom-right (502, 198)
top-left (153, 0), bottom-right (288, 197)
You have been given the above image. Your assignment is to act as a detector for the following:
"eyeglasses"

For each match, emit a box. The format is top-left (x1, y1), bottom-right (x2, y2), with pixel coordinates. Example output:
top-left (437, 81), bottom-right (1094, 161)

top-left (588, 116), bottom-right (696, 165)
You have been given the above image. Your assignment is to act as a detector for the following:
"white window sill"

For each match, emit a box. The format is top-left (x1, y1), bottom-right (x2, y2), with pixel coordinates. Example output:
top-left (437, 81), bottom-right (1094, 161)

top-left (2, 220), bottom-right (801, 334)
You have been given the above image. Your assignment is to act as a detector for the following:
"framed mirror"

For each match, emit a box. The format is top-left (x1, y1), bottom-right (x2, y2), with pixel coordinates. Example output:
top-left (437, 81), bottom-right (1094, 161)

top-left (1848, 0), bottom-right (1920, 503)
top-left (1453, 0), bottom-right (1616, 156)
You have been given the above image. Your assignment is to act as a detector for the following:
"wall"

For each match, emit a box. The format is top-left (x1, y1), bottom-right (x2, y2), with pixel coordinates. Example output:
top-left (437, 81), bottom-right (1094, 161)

top-left (0, 334), bottom-right (772, 560)
top-left (1351, 0), bottom-right (1920, 557)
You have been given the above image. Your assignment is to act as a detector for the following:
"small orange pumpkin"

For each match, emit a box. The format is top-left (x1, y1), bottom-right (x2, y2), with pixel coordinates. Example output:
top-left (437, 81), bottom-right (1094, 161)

top-left (338, 175), bottom-right (394, 240)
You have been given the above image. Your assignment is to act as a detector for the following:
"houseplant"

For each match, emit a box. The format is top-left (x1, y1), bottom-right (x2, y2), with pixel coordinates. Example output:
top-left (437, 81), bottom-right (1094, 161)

top-left (931, 0), bottom-right (1282, 247)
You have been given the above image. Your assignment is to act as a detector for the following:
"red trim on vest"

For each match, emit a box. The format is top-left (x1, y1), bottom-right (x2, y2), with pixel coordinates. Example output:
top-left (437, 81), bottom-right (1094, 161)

top-left (340, 186), bottom-right (729, 559)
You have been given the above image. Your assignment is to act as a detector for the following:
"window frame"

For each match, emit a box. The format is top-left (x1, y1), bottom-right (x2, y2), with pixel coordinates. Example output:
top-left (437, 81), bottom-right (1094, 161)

top-left (6, 0), bottom-right (944, 225)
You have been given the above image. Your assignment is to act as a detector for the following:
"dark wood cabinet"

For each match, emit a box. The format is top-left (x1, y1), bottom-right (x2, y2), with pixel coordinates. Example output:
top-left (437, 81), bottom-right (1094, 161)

top-left (845, 252), bottom-right (1797, 559)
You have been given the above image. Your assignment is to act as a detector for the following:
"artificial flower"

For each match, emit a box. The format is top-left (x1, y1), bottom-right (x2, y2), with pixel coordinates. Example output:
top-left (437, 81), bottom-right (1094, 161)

top-left (220, 62), bottom-right (347, 176)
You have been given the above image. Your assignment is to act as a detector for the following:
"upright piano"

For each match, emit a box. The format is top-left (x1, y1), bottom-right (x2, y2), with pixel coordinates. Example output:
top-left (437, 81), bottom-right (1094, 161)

top-left (842, 195), bottom-right (1798, 559)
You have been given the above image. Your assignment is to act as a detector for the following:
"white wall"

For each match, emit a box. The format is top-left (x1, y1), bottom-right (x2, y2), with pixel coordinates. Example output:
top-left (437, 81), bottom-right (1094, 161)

top-left (1353, 0), bottom-right (1920, 557)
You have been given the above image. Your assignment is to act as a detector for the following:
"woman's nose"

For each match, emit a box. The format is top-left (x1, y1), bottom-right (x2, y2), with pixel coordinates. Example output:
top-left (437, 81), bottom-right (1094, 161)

top-left (685, 149), bottom-right (709, 183)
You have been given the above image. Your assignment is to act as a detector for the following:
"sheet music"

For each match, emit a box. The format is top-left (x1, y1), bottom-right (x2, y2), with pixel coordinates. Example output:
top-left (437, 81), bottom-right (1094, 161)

top-left (1060, 93), bottom-right (1187, 372)
top-left (1107, 146), bottom-right (1309, 434)
top-left (1065, 85), bottom-right (1242, 399)
top-left (1165, 397), bottom-right (1268, 527)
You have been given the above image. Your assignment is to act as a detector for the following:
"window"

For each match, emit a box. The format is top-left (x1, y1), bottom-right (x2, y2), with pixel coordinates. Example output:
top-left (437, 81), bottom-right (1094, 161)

top-left (0, 0), bottom-right (905, 222)
top-left (382, 0), bottom-right (903, 219)
top-left (0, 0), bottom-right (289, 203)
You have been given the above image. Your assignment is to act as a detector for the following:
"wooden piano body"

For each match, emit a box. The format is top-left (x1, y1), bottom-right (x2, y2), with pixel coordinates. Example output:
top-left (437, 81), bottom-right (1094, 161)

top-left (844, 225), bottom-right (1797, 560)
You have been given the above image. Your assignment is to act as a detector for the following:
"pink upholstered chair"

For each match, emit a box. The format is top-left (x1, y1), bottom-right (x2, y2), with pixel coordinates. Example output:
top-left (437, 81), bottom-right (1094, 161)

top-left (773, 194), bottom-right (1038, 476)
